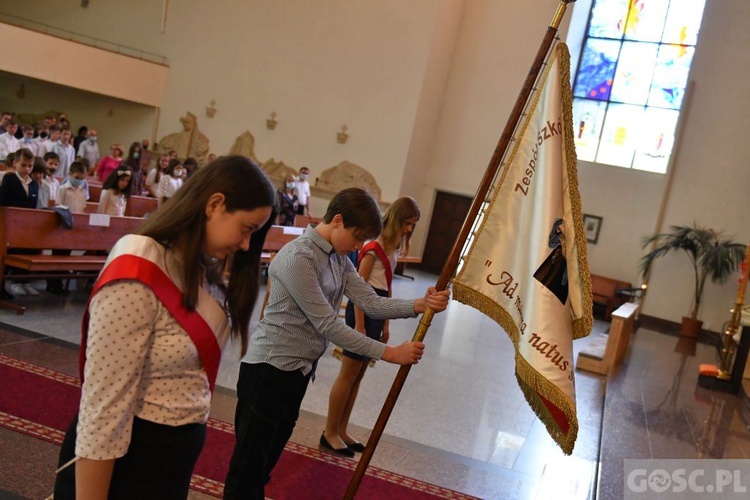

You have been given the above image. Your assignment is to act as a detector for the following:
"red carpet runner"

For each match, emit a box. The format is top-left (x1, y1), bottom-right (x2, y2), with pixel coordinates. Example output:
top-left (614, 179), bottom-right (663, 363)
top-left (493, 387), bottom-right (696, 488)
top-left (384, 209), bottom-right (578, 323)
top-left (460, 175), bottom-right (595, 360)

top-left (0, 354), bottom-right (476, 499)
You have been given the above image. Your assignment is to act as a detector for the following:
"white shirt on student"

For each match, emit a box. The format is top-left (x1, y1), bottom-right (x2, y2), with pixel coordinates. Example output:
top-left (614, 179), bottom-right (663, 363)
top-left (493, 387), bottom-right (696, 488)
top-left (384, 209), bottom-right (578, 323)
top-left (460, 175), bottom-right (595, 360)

top-left (0, 132), bottom-right (20, 161)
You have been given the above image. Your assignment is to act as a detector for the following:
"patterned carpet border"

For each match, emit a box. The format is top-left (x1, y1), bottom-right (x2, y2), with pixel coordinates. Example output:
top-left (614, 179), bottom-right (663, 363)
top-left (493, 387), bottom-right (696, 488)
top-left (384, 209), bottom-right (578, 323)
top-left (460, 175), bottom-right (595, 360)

top-left (0, 353), bottom-right (477, 500)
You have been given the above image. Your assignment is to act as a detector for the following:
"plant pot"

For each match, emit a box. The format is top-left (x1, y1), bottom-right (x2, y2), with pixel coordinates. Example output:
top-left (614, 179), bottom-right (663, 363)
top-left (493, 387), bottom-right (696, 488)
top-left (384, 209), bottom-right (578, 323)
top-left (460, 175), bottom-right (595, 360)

top-left (680, 316), bottom-right (703, 338)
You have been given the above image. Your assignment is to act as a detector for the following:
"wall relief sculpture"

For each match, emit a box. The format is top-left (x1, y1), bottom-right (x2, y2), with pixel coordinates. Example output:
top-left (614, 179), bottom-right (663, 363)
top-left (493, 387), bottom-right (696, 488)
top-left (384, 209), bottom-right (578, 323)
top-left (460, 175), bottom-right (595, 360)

top-left (229, 131), bottom-right (260, 163)
top-left (261, 158), bottom-right (298, 187)
top-left (156, 112), bottom-right (209, 163)
top-left (314, 160), bottom-right (381, 201)
top-left (226, 132), bottom-right (381, 200)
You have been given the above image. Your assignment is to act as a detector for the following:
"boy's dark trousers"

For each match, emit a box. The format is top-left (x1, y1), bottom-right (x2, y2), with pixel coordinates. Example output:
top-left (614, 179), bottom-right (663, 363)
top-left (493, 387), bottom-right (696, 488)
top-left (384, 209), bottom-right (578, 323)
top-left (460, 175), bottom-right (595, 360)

top-left (224, 362), bottom-right (311, 500)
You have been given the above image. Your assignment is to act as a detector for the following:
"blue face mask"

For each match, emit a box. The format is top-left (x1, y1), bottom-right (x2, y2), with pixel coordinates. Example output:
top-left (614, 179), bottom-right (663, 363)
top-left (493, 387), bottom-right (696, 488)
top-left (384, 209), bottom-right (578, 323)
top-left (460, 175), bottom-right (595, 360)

top-left (89, 137), bottom-right (97, 143)
top-left (133, 152), bottom-right (140, 160)
top-left (69, 178), bottom-right (83, 187)
top-left (286, 182), bottom-right (296, 190)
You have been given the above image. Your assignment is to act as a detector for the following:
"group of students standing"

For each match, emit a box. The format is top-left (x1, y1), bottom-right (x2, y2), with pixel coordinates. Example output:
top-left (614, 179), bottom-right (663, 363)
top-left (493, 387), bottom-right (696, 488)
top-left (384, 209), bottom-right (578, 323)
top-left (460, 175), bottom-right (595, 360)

top-left (0, 110), bottom-right (200, 215)
top-left (50, 154), bottom-right (450, 499)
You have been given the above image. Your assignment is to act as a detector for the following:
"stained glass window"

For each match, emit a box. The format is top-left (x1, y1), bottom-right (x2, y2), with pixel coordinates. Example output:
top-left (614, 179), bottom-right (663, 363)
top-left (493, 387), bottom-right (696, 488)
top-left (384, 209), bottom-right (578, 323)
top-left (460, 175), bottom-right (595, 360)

top-left (571, 0), bottom-right (706, 173)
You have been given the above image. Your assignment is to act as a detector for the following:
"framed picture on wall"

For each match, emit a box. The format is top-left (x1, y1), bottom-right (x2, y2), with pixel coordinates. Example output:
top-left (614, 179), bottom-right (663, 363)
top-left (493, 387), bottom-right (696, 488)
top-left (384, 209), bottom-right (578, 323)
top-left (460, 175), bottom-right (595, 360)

top-left (583, 214), bottom-right (603, 244)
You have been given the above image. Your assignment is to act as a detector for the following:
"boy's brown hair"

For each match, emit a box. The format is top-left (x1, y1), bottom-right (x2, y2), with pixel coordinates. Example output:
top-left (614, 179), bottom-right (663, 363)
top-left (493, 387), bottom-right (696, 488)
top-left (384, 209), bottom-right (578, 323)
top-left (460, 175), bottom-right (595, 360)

top-left (323, 188), bottom-right (382, 240)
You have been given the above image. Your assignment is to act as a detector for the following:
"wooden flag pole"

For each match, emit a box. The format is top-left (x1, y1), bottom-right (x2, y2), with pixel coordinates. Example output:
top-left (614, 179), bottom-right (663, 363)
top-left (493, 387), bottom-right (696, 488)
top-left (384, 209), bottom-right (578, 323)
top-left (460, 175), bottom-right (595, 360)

top-left (344, 1), bottom-right (577, 497)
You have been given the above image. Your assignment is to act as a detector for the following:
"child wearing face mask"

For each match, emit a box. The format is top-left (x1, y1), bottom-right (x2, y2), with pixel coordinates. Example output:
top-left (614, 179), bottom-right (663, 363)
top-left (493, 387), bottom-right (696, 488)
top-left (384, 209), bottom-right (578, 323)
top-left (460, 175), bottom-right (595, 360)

top-left (19, 125), bottom-right (39, 157)
top-left (277, 174), bottom-right (299, 226)
top-left (157, 159), bottom-right (184, 208)
top-left (57, 161), bottom-right (89, 213)
top-left (294, 166), bottom-right (312, 217)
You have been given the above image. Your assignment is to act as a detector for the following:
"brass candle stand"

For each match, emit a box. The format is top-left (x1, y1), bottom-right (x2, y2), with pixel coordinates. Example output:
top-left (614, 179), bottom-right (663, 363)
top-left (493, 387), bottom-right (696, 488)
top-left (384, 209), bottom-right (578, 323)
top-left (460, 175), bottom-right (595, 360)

top-left (698, 245), bottom-right (750, 393)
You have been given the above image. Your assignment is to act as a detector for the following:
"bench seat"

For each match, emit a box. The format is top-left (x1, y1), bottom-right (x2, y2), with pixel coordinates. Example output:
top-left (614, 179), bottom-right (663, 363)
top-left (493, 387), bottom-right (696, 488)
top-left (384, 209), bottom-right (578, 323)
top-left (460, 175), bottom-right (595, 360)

top-left (2, 254), bottom-right (108, 272)
top-left (0, 207), bottom-right (143, 314)
top-left (591, 274), bottom-right (631, 321)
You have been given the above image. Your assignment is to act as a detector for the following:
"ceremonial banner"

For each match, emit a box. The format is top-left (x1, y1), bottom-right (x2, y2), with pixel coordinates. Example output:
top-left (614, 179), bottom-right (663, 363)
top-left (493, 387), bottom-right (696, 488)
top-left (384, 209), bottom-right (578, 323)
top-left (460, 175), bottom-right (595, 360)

top-left (453, 42), bottom-right (592, 455)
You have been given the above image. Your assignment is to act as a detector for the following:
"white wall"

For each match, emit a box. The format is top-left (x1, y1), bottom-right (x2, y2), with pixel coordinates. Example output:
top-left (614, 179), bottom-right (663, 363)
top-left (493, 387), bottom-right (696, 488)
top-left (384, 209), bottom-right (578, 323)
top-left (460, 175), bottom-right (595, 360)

top-left (638, 0), bottom-right (750, 329)
top-left (0, 23), bottom-right (167, 107)
top-left (2, 0), bottom-right (748, 330)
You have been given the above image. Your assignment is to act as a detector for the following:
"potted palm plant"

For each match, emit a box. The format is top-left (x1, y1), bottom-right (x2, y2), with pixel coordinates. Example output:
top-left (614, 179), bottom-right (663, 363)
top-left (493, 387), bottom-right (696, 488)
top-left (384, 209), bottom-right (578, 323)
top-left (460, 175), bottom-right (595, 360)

top-left (640, 225), bottom-right (746, 337)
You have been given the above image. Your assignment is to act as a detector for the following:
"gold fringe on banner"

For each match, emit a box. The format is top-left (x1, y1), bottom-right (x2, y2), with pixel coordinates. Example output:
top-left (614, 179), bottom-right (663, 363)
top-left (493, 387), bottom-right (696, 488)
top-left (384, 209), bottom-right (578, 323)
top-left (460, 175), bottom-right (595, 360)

top-left (558, 43), bottom-right (594, 340)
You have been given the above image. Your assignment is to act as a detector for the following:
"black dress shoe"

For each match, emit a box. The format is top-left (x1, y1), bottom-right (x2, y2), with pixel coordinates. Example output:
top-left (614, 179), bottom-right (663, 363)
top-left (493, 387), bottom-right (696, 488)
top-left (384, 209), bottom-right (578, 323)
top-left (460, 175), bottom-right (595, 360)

top-left (345, 441), bottom-right (366, 453)
top-left (320, 433), bottom-right (355, 458)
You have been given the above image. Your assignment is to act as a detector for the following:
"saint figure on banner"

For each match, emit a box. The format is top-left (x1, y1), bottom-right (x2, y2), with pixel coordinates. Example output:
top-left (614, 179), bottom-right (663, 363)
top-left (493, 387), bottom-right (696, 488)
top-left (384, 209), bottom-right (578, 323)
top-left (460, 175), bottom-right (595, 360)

top-left (533, 218), bottom-right (568, 305)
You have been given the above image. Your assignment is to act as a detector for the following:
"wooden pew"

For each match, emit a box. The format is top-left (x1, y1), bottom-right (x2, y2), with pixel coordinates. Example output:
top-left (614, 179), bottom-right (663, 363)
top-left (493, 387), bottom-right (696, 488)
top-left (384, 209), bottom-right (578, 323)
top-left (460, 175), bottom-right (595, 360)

top-left (576, 302), bottom-right (638, 375)
top-left (125, 196), bottom-right (158, 218)
top-left (294, 215), bottom-right (323, 228)
top-left (0, 207), bottom-right (143, 314)
top-left (80, 196), bottom-right (157, 218)
top-left (88, 184), bottom-right (102, 203)
top-left (263, 225), bottom-right (303, 253)
top-left (591, 274), bottom-right (631, 321)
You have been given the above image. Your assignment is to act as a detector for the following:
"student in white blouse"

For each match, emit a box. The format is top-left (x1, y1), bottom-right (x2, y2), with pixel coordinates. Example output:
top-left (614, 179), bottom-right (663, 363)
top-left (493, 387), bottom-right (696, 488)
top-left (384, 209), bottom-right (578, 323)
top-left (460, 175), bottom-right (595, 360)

top-left (54, 156), bottom-right (276, 500)
top-left (157, 158), bottom-right (185, 208)
top-left (97, 167), bottom-right (133, 217)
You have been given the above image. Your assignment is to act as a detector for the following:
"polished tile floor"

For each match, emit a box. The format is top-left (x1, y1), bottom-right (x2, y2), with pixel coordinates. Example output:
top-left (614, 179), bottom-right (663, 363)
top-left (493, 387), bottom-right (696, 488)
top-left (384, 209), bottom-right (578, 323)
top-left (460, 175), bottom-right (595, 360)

top-left (0, 271), bottom-right (748, 499)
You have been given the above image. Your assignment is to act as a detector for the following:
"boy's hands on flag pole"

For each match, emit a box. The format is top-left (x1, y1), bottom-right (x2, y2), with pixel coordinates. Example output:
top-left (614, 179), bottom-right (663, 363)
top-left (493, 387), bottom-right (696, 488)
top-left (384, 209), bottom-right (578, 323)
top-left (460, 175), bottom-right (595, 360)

top-left (382, 341), bottom-right (425, 365)
top-left (414, 286), bottom-right (450, 314)
top-left (381, 287), bottom-right (449, 365)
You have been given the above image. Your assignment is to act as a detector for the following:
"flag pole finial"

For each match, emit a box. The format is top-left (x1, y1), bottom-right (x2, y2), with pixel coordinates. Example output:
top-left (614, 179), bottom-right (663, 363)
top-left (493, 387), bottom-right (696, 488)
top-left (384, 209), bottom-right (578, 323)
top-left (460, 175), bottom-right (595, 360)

top-left (551, 0), bottom-right (575, 29)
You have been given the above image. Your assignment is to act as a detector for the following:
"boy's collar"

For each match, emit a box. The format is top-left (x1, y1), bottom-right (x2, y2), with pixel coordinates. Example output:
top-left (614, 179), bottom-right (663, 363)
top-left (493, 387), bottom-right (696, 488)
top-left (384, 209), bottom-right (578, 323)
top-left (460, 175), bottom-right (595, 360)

top-left (307, 225), bottom-right (333, 255)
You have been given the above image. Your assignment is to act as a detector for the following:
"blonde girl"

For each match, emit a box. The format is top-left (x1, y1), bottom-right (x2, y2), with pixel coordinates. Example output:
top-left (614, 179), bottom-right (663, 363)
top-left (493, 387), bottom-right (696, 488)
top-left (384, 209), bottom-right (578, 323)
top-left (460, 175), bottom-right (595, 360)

top-left (146, 154), bottom-right (170, 198)
top-left (322, 196), bottom-right (421, 455)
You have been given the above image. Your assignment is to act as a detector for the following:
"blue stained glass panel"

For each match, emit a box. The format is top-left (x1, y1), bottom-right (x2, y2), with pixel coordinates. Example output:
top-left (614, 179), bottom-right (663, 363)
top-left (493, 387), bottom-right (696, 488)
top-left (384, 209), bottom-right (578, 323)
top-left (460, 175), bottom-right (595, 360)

top-left (622, 0), bottom-right (670, 42)
top-left (572, 98), bottom-right (607, 162)
top-left (632, 107), bottom-right (679, 173)
top-left (573, 39), bottom-right (620, 100)
top-left (648, 45), bottom-right (693, 109)
top-left (662, 0), bottom-right (706, 45)
top-left (589, 0), bottom-right (630, 39)
top-left (610, 41), bottom-right (658, 104)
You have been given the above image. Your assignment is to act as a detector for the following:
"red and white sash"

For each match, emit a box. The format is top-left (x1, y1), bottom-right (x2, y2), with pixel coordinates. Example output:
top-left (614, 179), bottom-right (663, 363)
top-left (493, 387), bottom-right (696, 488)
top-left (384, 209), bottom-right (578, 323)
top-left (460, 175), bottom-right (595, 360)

top-left (79, 235), bottom-right (228, 392)
top-left (359, 240), bottom-right (393, 290)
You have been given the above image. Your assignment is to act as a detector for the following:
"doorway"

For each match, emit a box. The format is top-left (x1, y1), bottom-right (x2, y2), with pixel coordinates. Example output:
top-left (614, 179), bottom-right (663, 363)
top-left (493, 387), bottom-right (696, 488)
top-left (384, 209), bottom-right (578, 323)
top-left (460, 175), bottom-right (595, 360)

top-left (421, 191), bottom-right (473, 275)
